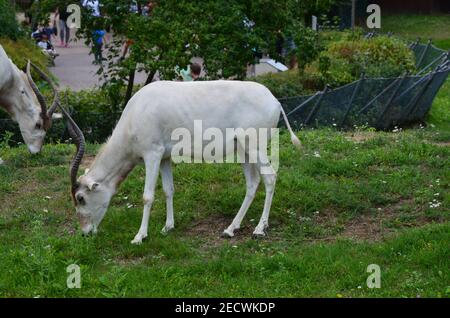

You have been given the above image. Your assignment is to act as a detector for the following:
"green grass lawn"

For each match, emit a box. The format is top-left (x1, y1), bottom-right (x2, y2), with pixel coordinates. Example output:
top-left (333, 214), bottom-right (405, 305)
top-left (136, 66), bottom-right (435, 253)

top-left (382, 15), bottom-right (450, 50)
top-left (0, 121), bottom-right (448, 297)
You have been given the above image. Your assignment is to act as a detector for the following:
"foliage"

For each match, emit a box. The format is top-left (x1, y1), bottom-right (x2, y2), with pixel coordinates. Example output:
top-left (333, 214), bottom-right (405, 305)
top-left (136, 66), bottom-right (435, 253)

top-left (0, 0), bottom-right (21, 40)
top-left (0, 37), bottom-right (50, 71)
top-left (317, 35), bottom-right (417, 87)
top-left (31, 0), bottom-right (338, 110)
top-left (291, 23), bottom-right (322, 72)
top-left (252, 70), bottom-right (323, 98)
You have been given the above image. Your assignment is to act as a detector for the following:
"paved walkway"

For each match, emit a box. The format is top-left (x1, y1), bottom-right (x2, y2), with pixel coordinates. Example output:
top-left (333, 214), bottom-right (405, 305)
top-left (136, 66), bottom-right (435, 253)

top-left (50, 31), bottom-right (147, 91)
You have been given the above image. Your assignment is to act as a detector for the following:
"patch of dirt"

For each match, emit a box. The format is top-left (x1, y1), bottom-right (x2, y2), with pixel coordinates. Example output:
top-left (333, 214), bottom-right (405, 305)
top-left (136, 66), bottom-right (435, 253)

top-left (430, 141), bottom-right (450, 147)
top-left (339, 215), bottom-right (393, 241)
top-left (185, 215), bottom-right (259, 249)
top-left (345, 131), bottom-right (377, 143)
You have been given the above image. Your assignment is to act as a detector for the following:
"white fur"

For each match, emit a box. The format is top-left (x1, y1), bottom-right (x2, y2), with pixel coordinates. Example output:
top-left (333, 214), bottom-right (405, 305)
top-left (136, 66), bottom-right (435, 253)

top-left (74, 80), bottom-right (300, 242)
top-left (0, 45), bottom-right (46, 153)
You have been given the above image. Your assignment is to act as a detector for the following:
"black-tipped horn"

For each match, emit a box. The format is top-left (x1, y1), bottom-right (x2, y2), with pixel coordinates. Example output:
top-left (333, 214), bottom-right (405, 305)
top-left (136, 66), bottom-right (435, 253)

top-left (26, 60), bottom-right (48, 116)
top-left (27, 61), bottom-right (59, 129)
top-left (57, 103), bottom-right (85, 203)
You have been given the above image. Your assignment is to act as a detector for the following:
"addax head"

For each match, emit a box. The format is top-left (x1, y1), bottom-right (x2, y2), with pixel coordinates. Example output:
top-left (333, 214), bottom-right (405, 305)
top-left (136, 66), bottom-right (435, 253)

top-left (17, 61), bottom-right (60, 154)
top-left (61, 106), bottom-right (111, 236)
top-left (73, 174), bottom-right (113, 235)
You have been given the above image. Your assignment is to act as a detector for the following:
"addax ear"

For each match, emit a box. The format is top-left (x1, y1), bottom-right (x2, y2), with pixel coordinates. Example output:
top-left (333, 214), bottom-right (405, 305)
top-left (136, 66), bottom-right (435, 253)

top-left (88, 182), bottom-right (99, 192)
top-left (82, 176), bottom-right (99, 191)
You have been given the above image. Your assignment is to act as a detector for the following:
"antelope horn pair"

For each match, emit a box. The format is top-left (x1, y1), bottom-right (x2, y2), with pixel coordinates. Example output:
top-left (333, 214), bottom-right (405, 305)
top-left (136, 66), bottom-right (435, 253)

top-left (25, 60), bottom-right (59, 130)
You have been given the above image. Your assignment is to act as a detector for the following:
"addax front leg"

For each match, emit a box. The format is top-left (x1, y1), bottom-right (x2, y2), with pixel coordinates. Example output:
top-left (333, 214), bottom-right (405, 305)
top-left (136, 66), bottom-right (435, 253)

top-left (131, 152), bottom-right (162, 244)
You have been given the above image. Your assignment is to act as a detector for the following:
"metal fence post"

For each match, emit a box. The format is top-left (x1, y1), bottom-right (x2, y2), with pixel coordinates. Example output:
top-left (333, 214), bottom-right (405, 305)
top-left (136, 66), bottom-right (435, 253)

top-left (417, 39), bottom-right (432, 69)
top-left (409, 38), bottom-right (420, 50)
top-left (403, 72), bottom-right (436, 120)
top-left (340, 73), bottom-right (364, 127)
top-left (304, 85), bottom-right (330, 126)
top-left (377, 73), bottom-right (408, 127)
top-left (286, 92), bottom-right (321, 118)
top-left (416, 52), bottom-right (448, 76)
top-left (358, 77), bottom-right (401, 114)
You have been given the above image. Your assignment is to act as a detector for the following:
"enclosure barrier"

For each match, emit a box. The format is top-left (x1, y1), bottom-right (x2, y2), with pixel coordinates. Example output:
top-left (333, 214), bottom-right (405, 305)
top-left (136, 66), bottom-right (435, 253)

top-left (1, 41), bottom-right (449, 145)
top-left (279, 41), bottom-right (450, 130)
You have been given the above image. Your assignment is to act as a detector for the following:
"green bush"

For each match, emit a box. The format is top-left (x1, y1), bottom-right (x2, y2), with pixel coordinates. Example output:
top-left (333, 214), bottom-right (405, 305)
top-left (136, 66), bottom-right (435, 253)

top-left (0, 0), bottom-right (20, 40)
top-left (0, 37), bottom-right (50, 71)
top-left (318, 35), bottom-right (417, 87)
top-left (251, 70), bottom-right (323, 98)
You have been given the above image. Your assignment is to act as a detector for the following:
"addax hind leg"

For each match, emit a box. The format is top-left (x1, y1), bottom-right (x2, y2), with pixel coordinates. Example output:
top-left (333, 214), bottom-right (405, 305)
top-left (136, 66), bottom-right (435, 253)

top-left (160, 158), bottom-right (175, 235)
top-left (222, 162), bottom-right (260, 238)
top-left (253, 152), bottom-right (277, 238)
top-left (131, 151), bottom-right (163, 245)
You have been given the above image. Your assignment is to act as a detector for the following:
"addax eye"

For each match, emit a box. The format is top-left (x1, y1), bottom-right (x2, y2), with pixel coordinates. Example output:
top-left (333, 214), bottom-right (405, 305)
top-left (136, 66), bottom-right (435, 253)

top-left (35, 123), bottom-right (42, 130)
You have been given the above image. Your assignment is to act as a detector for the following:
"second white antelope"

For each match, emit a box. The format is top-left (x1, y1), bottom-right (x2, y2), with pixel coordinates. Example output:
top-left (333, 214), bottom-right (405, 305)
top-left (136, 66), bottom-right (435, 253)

top-left (63, 80), bottom-right (300, 243)
top-left (0, 45), bottom-right (60, 153)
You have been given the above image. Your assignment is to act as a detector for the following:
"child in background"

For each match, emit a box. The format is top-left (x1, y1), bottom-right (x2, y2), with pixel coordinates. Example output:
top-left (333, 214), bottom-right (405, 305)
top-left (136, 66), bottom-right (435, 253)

top-left (37, 34), bottom-right (58, 64)
top-left (92, 29), bottom-right (106, 64)
top-left (177, 63), bottom-right (202, 81)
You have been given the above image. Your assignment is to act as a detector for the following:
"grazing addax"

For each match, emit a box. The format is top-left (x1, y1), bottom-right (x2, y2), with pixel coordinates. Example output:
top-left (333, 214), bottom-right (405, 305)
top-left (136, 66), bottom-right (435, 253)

top-left (64, 80), bottom-right (300, 243)
top-left (0, 45), bottom-right (60, 153)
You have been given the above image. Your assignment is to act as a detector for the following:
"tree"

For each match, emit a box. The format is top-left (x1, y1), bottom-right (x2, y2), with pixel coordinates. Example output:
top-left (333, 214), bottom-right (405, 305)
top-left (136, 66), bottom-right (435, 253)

top-left (35, 0), bottom-right (339, 109)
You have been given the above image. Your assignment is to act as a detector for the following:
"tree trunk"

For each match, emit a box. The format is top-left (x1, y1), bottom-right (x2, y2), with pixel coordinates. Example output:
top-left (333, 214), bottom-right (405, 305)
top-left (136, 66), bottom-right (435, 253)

top-left (145, 70), bottom-right (157, 85)
top-left (123, 66), bottom-right (136, 109)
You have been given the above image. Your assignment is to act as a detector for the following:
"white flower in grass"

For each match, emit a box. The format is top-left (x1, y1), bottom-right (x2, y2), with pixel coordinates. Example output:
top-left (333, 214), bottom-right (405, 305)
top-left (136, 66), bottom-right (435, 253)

top-left (0, 158), bottom-right (4, 165)
top-left (313, 151), bottom-right (321, 158)
top-left (126, 203), bottom-right (134, 209)
top-left (429, 199), bottom-right (441, 208)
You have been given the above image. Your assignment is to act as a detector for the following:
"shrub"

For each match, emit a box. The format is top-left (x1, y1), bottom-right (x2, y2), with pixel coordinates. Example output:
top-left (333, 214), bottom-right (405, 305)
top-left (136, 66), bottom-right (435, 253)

top-left (0, 37), bottom-right (50, 71)
top-left (318, 35), bottom-right (417, 87)
top-left (0, 0), bottom-right (20, 40)
top-left (251, 71), bottom-right (304, 98)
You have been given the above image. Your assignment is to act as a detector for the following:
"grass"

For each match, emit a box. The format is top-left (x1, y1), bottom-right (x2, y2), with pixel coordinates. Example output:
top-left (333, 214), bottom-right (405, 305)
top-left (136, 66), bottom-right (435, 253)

top-left (0, 124), bottom-right (448, 297)
top-left (382, 15), bottom-right (450, 50)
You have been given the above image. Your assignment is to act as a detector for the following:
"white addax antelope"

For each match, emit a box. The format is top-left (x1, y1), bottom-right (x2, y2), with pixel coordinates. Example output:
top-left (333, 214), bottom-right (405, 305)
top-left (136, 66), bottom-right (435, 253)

top-left (63, 80), bottom-right (300, 243)
top-left (0, 44), bottom-right (60, 153)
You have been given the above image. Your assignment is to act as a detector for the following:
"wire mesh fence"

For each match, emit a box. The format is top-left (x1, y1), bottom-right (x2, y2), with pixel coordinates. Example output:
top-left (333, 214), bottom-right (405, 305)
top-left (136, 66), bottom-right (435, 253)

top-left (279, 41), bottom-right (450, 131)
top-left (1, 40), bottom-right (449, 146)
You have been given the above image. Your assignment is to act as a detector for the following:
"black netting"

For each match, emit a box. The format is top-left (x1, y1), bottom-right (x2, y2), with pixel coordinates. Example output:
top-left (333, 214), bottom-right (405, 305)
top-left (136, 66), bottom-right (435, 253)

top-left (280, 40), bottom-right (450, 131)
top-left (1, 40), bottom-right (450, 146)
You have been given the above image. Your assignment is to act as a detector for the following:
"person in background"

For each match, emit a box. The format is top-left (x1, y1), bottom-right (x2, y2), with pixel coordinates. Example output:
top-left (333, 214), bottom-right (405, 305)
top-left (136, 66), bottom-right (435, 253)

top-left (37, 34), bottom-right (59, 63)
top-left (55, 6), bottom-right (71, 47)
top-left (92, 29), bottom-right (106, 64)
top-left (82, 0), bottom-right (101, 17)
top-left (177, 63), bottom-right (202, 81)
